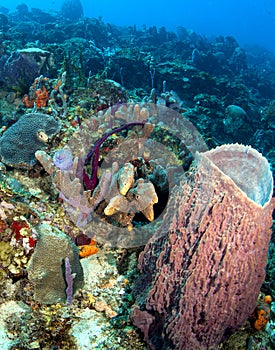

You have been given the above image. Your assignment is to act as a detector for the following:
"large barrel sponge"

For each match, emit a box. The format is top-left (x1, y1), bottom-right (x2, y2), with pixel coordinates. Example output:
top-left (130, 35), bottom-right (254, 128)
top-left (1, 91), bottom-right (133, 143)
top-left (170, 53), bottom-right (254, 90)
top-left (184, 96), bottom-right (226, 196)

top-left (132, 144), bottom-right (274, 350)
top-left (0, 113), bottom-right (60, 168)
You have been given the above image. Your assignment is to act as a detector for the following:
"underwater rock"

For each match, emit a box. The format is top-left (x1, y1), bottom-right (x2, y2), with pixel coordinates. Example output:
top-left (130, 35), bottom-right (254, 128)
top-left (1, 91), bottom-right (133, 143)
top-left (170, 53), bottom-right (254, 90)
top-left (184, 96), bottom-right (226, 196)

top-left (27, 223), bottom-right (84, 304)
top-left (132, 144), bottom-right (274, 350)
top-left (223, 104), bottom-right (247, 134)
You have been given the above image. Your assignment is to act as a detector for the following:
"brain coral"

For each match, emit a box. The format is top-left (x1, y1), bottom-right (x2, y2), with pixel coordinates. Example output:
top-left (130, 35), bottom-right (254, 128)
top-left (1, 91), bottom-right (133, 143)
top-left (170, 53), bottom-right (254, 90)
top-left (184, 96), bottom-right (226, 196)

top-left (27, 223), bottom-right (84, 304)
top-left (0, 113), bottom-right (60, 168)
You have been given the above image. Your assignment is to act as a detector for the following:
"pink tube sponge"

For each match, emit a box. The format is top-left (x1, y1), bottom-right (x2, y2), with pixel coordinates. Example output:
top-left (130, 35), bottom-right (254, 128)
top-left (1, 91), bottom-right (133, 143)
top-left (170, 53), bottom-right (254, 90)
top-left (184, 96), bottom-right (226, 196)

top-left (132, 144), bottom-right (274, 350)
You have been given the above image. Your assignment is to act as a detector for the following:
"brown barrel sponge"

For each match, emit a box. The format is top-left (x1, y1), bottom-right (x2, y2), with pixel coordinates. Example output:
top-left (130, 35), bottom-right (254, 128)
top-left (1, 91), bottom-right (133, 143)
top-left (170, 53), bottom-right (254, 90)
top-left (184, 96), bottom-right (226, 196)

top-left (132, 144), bottom-right (274, 350)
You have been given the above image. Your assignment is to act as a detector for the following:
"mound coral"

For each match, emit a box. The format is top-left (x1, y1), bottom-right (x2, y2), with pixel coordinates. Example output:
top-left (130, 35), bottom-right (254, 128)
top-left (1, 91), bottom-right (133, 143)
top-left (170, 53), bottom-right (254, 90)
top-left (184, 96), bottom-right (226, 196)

top-left (0, 112), bottom-right (60, 168)
top-left (27, 223), bottom-right (83, 304)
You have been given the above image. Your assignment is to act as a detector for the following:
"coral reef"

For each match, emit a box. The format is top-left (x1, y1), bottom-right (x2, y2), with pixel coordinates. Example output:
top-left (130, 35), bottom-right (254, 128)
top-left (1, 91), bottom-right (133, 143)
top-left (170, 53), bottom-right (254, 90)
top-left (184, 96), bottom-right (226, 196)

top-left (132, 144), bottom-right (274, 350)
top-left (36, 103), bottom-right (207, 248)
top-left (0, 112), bottom-right (60, 168)
top-left (0, 7), bottom-right (273, 349)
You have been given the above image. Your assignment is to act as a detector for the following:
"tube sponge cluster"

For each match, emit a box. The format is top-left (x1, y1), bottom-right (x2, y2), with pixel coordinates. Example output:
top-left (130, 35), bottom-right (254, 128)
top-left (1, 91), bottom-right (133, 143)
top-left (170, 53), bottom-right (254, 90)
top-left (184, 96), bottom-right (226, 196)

top-left (132, 144), bottom-right (274, 350)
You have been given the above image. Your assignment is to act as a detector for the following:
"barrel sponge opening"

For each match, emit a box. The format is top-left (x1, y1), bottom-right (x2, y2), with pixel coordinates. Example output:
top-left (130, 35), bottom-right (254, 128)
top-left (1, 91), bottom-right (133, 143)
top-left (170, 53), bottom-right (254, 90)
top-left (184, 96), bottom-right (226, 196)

top-left (201, 144), bottom-right (273, 207)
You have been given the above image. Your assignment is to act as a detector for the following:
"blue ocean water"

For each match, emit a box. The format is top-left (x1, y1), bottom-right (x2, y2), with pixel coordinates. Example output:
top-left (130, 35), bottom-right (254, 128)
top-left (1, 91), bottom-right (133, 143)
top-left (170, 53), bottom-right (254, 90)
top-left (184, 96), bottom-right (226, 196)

top-left (1, 0), bottom-right (275, 52)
